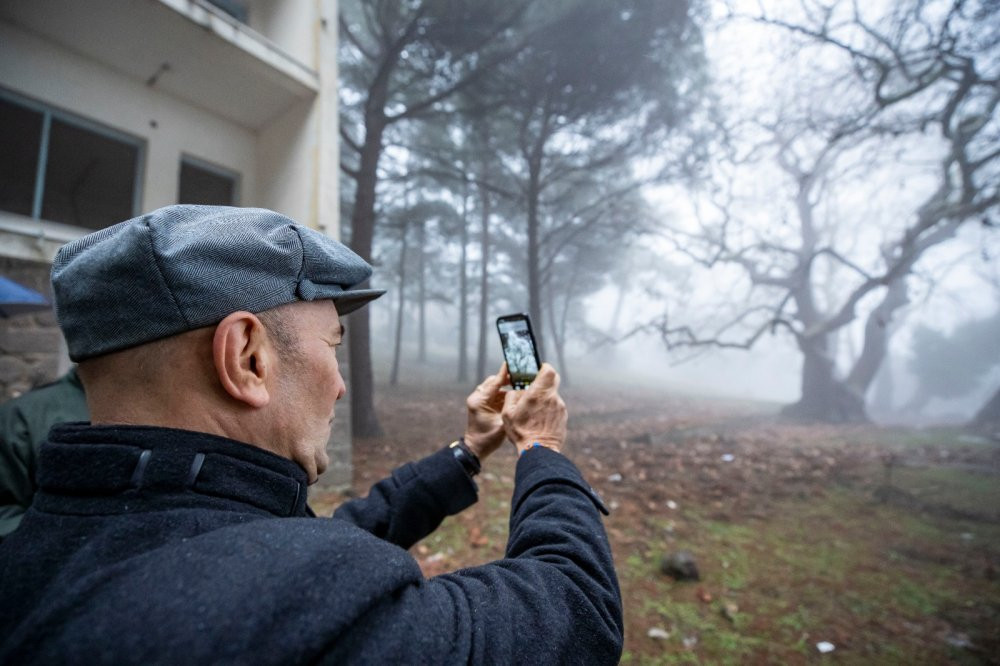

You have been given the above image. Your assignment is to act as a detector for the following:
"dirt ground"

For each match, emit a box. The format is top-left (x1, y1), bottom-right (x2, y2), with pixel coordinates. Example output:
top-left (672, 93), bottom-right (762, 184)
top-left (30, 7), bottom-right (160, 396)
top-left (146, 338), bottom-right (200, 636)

top-left (312, 380), bottom-right (1000, 664)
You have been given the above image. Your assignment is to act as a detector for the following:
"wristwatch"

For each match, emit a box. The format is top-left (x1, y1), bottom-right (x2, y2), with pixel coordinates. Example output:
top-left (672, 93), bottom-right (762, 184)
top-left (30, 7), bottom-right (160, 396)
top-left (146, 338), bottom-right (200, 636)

top-left (449, 438), bottom-right (481, 478)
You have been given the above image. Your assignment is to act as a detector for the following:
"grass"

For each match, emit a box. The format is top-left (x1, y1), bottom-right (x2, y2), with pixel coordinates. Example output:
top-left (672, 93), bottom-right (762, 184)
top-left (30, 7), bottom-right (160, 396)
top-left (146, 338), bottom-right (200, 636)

top-left (617, 480), bottom-right (1000, 663)
top-left (890, 466), bottom-right (1000, 519)
top-left (412, 429), bottom-right (1000, 662)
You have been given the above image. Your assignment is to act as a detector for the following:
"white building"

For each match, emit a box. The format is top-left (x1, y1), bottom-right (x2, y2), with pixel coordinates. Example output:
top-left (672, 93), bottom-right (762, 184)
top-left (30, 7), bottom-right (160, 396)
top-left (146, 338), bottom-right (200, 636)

top-left (0, 0), bottom-right (351, 487)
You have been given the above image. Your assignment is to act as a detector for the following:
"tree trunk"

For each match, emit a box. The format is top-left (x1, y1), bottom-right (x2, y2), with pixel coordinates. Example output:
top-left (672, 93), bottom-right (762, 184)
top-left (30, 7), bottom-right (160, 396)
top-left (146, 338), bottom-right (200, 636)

top-left (782, 337), bottom-right (868, 423)
top-left (969, 386), bottom-right (1000, 439)
top-left (389, 227), bottom-right (408, 386)
top-left (847, 278), bottom-right (908, 395)
top-left (549, 252), bottom-right (581, 383)
top-left (417, 219), bottom-right (427, 364)
top-left (475, 169), bottom-right (492, 380)
top-left (546, 290), bottom-right (569, 385)
top-left (347, 112), bottom-right (388, 437)
top-left (457, 180), bottom-right (469, 382)
top-left (525, 121), bottom-right (547, 359)
top-left (867, 354), bottom-right (895, 420)
top-left (347, 307), bottom-right (381, 436)
top-left (526, 166), bottom-right (543, 358)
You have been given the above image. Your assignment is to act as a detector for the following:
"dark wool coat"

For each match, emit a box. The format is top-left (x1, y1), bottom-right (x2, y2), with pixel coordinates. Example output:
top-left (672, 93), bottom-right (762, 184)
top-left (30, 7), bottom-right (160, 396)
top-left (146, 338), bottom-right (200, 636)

top-left (0, 424), bottom-right (622, 664)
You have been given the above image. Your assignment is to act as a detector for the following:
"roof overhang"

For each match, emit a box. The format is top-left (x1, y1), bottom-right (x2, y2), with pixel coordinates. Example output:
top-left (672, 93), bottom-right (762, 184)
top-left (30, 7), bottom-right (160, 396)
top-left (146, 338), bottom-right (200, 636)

top-left (0, 0), bottom-right (319, 130)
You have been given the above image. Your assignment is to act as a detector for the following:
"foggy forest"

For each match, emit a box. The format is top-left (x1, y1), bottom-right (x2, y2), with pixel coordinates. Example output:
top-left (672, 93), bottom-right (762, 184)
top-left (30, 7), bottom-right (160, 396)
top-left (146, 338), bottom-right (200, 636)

top-left (338, 0), bottom-right (998, 435)
top-left (332, 0), bottom-right (999, 661)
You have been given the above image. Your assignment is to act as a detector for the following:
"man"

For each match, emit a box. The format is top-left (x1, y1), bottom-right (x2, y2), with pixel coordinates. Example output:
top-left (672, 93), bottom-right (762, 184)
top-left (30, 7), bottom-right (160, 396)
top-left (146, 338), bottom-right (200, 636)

top-left (0, 367), bottom-right (88, 539)
top-left (0, 205), bottom-right (622, 664)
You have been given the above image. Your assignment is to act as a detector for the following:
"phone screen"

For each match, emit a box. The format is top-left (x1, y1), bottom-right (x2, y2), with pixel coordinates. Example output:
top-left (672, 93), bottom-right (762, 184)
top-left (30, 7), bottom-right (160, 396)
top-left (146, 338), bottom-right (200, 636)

top-left (496, 313), bottom-right (541, 390)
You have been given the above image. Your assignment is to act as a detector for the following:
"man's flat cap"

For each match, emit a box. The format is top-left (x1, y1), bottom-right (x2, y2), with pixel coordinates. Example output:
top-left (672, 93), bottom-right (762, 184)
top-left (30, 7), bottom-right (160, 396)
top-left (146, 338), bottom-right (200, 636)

top-left (52, 205), bottom-right (385, 361)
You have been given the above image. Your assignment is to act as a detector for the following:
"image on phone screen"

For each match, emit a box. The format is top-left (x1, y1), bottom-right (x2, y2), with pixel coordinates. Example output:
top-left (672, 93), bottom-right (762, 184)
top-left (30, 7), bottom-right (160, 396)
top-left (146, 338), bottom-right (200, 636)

top-left (497, 314), bottom-right (541, 390)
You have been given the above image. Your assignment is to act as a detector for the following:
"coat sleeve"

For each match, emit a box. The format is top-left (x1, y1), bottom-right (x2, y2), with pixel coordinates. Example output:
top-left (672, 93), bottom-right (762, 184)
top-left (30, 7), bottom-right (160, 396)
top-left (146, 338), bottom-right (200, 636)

top-left (331, 446), bottom-right (478, 549)
top-left (0, 372), bottom-right (89, 540)
top-left (322, 447), bottom-right (624, 665)
top-left (0, 403), bottom-right (36, 538)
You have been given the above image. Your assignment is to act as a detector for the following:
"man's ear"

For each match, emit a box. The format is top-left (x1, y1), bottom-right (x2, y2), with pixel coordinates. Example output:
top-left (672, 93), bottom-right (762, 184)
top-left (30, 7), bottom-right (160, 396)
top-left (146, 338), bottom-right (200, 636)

top-left (212, 311), bottom-right (273, 408)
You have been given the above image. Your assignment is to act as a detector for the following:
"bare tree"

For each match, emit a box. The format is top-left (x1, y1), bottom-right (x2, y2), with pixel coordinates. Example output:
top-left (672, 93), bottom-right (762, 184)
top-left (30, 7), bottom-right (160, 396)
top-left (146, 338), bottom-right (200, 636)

top-left (641, 0), bottom-right (998, 422)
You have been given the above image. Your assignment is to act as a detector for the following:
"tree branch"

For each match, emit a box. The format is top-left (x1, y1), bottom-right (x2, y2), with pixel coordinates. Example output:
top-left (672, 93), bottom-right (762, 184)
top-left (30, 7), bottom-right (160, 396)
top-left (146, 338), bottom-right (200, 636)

top-left (620, 306), bottom-right (798, 352)
top-left (340, 161), bottom-right (360, 179)
top-left (813, 247), bottom-right (874, 281)
top-left (340, 125), bottom-right (363, 155)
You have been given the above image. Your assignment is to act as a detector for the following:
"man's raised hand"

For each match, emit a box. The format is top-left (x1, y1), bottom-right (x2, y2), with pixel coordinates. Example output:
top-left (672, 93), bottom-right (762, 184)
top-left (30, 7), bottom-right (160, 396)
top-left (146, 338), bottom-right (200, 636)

top-left (462, 364), bottom-right (509, 460)
top-left (502, 363), bottom-right (567, 455)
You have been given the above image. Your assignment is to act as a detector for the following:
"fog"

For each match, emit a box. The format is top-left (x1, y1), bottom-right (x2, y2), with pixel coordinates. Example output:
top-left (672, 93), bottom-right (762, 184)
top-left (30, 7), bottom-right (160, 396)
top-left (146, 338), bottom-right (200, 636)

top-left (341, 0), bottom-right (999, 430)
top-left (367, 257), bottom-right (999, 425)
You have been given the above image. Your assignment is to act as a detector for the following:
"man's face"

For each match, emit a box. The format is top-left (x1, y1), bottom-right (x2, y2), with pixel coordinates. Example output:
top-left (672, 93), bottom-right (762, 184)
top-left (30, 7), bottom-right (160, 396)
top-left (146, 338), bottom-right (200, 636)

top-left (267, 300), bottom-right (346, 483)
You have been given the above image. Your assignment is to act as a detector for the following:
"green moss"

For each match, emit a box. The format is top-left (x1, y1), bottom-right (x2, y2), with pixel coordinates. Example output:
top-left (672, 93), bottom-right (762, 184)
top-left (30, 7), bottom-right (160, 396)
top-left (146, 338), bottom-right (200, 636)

top-left (776, 605), bottom-right (810, 633)
top-left (894, 579), bottom-right (943, 616)
top-left (891, 466), bottom-right (1000, 518)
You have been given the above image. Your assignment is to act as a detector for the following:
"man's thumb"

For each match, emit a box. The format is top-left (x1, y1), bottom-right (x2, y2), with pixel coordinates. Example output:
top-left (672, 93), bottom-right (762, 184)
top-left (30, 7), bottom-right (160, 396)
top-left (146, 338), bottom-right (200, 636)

top-left (532, 363), bottom-right (558, 390)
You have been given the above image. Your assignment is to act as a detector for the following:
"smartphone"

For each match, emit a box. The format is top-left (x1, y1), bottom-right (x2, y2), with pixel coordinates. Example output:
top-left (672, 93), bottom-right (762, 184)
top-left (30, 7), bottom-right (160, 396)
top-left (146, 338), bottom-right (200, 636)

top-left (496, 313), bottom-right (542, 390)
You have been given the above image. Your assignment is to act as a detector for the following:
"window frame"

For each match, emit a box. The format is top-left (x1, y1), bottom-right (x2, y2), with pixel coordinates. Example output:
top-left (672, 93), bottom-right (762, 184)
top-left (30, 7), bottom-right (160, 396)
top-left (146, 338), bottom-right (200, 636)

top-left (178, 154), bottom-right (241, 206)
top-left (0, 87), bottom-right (146, 226)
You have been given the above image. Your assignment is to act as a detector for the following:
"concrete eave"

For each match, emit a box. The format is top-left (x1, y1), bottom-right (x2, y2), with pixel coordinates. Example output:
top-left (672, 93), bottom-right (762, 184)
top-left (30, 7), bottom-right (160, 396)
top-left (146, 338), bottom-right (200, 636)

top-left (0, 213), bottom-right (88, 264)
top-left (0, 0), bottom-right (319, 130)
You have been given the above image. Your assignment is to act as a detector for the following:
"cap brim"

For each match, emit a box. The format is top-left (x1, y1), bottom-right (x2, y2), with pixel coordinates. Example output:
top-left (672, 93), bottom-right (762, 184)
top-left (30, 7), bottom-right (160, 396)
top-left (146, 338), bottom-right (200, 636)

top-left (330, 289), bottom-right (385, 315)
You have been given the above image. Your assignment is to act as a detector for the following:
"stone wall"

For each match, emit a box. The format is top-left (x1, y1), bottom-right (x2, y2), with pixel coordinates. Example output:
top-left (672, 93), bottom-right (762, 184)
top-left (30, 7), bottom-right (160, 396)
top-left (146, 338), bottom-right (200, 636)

top-left (0, 257), bottom-right (66, 400)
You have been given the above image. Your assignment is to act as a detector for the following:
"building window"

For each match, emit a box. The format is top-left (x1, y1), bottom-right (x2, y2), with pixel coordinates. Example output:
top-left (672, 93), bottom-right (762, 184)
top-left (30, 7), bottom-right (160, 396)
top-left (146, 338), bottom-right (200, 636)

top-left (0, 91), bottom-right (143, 230)
top-left (0, 100), bottom-right (42, 218)
top-left (178, 158), bottom-right (239, 206)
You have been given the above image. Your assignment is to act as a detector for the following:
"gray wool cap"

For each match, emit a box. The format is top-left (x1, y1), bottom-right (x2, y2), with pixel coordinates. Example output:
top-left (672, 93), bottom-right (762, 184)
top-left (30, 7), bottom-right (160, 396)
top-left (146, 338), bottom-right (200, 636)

top-left (52, 205), bottom-right (385, 361)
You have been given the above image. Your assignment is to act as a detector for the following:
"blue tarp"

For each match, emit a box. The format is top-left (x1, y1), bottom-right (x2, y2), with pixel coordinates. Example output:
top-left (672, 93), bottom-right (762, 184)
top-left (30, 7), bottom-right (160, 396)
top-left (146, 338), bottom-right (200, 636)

top-left (0, 275), bottom-right (50, 317)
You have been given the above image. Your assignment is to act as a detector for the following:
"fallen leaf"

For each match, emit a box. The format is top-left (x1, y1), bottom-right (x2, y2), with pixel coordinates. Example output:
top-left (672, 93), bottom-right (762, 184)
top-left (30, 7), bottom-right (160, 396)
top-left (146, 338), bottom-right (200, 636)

top-left (469, 526), bottom-right (489, 547)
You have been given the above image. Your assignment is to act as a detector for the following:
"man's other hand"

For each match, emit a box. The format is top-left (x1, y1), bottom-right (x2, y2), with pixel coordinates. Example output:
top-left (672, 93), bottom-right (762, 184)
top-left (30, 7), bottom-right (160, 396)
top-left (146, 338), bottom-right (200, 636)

top-left (463, 364), bottom-right (509, 460)
top-left (502, 363), bottom-right (567, 455)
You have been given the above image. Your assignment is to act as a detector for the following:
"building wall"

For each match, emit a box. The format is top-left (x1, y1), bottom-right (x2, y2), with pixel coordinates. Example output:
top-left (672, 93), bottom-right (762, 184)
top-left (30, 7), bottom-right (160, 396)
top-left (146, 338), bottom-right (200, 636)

top-left (0, 22), bottom-right (259, 214)
top-left (248, 0), bottom-right (319, 68)
top-left (0, 0), bottom-right (349, 489)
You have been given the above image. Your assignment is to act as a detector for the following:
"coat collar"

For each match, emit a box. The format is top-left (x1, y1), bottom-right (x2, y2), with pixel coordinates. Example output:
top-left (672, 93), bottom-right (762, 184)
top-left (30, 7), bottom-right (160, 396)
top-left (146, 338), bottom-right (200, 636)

top-left (36, 424), bottom-right (312, 518)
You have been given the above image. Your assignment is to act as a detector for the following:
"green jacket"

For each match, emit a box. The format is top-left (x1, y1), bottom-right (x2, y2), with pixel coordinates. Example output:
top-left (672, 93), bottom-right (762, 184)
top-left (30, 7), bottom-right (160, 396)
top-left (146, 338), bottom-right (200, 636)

top-left (0, 368), bottom-right (88, 538)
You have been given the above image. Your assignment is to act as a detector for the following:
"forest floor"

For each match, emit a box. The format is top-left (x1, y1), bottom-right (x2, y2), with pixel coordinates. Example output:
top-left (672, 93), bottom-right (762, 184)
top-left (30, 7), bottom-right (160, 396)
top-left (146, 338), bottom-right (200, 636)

top-left (311, 379), bottom-right (1000, 665)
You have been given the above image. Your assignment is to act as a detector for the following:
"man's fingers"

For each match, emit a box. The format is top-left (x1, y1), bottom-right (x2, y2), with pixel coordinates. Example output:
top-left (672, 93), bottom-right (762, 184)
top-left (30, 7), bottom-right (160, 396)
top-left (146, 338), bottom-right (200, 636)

top-left (503, 388), bottom-right (521, 414)
top-left (478, 363), bottom-right (509, 392)
top-left (530, 363), bottom-right (559, 392)
top-left (484, 370), bottom-right (503, 390)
